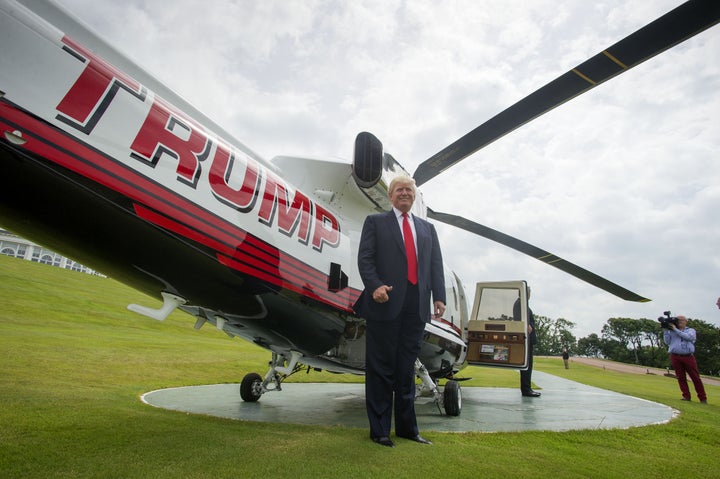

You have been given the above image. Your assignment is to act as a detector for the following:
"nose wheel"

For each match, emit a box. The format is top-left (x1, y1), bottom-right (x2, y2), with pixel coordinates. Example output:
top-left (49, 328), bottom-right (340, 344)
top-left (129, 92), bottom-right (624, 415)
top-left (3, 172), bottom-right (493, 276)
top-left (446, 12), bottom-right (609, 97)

top-left (415, 359), bottom-right (462, 416)
top-left (443, 379), bottom-right (462, 416)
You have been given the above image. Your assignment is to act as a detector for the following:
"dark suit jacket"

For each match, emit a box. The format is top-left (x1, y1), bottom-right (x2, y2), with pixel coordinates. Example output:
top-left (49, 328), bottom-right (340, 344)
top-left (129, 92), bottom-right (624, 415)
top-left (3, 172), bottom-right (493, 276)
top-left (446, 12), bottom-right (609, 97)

top-left (355, 210), bottom-right (446, 323)
top-left (513, 299), bottom-right (537, 345)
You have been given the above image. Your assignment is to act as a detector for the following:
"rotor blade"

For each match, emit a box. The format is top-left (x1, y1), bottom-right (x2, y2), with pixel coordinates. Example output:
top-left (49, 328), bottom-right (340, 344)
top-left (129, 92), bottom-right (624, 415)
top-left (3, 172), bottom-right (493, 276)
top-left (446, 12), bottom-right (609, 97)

top-left (413, 0), bottom-right (720, 186)
top-left (426, 208), bottom-right (650, 302)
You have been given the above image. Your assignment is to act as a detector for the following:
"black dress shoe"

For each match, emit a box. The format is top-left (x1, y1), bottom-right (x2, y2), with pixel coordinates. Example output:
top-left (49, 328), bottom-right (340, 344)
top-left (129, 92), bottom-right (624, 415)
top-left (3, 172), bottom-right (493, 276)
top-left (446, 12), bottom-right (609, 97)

top-left (397, 434), bottom-right (432, 445)
top-left (371, 436), bottom-right (395, 447)
top-left (522, 390), bottom-right (541, 397)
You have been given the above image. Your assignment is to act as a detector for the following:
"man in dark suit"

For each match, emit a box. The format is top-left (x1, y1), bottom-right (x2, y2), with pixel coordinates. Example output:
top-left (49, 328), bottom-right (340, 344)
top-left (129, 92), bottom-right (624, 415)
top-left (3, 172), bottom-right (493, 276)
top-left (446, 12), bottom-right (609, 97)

top-left (355, 175), bottom-right (446, 448)
top-left (513, 286), bottom-right (540, 397)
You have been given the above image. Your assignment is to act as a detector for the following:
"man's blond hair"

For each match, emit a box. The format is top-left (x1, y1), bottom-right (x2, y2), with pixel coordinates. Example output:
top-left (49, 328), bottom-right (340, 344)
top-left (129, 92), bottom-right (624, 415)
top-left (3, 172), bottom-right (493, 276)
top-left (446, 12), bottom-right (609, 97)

top-left (388, 175), bottom-right (416, 196)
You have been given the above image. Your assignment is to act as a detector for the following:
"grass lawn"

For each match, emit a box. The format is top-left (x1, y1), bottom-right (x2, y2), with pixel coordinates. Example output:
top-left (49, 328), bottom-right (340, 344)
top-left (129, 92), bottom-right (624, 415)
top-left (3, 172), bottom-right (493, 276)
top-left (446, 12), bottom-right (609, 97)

top-left (1, 255), bottom-right (718, 478)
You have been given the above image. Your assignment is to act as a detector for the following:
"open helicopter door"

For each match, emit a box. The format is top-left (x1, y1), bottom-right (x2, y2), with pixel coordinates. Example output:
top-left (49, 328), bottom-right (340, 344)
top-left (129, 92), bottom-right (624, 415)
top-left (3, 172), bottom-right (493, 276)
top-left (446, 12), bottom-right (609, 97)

top-left (466, 281), bottom-right (529, 369)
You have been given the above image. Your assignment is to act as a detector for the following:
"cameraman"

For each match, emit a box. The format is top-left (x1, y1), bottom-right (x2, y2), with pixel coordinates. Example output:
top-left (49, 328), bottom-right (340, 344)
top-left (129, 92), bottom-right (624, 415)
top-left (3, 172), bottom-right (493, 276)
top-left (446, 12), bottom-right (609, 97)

top-left (663, 315), bottom-right (707, 404)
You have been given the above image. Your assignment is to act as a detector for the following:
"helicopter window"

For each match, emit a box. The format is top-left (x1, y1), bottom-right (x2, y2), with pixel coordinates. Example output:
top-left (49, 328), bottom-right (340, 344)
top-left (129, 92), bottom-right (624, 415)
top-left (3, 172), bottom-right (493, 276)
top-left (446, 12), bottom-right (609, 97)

top-left (474, 288), bottom-right (519, 321)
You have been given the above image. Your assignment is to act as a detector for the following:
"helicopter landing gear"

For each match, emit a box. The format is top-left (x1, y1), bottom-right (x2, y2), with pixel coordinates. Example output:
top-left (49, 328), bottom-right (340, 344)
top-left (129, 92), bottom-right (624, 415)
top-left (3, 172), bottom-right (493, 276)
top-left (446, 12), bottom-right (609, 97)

top-left (414, 359), bottom-right (462, 416)
top-left (240, 350), bottom-right (303, 402)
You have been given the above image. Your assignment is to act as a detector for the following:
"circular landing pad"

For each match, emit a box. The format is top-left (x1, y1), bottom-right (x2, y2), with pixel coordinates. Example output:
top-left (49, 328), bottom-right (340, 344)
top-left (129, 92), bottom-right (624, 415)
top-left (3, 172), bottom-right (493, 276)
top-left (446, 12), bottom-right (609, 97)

top-left (141, 371), bottom-right (676, 433)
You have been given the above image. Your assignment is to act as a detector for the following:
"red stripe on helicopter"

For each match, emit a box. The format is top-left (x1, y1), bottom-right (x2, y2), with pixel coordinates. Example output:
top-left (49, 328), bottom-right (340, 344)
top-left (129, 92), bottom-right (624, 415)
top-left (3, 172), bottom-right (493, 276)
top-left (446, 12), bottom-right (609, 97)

top-left (0, 101), bottom-right (360, 311)
top-left (133, 203), bottom-right (358, 309)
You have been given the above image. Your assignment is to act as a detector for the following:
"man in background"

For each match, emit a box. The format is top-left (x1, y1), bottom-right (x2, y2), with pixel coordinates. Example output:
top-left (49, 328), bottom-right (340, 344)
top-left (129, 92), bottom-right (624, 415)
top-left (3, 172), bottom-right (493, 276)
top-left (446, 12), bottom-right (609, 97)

top-left (562, 348), bottom-right (570, 369)
top-left (663, 315), bottom-right (707, 404)
top-left (513, 286), bottom-right (540, 397)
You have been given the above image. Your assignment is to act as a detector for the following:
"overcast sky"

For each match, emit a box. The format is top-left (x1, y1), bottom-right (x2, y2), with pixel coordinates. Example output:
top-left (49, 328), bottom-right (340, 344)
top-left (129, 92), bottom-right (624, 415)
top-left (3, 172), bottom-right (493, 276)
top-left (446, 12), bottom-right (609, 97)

top-left (53, 0), bottom-right (720, 337)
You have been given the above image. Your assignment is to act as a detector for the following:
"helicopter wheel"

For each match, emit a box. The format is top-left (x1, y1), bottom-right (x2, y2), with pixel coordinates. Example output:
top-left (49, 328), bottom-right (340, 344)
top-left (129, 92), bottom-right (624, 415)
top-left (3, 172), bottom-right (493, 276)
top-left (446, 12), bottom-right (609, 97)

top-left (240, 372), bottom-right (263, 402)
top-left (443, 380), bottom-right (461, 416)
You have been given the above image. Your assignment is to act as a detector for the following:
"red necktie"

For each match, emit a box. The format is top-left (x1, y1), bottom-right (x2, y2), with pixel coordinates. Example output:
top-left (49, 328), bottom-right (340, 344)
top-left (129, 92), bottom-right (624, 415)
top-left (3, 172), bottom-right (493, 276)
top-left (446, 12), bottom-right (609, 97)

top-left (402, 213), bottom-right (418, 285)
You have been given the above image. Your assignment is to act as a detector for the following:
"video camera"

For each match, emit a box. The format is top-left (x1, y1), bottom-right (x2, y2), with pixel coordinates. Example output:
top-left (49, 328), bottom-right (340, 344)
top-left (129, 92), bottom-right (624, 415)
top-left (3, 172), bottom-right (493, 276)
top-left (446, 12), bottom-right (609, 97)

top-left (657, 311), bottom-right (679, 329)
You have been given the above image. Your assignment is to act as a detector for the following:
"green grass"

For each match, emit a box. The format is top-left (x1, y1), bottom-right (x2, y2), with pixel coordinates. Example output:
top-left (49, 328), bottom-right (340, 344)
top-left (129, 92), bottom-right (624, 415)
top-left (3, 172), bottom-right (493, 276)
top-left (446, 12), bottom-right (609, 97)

top-left (1, 255), bottom-right (718, 478)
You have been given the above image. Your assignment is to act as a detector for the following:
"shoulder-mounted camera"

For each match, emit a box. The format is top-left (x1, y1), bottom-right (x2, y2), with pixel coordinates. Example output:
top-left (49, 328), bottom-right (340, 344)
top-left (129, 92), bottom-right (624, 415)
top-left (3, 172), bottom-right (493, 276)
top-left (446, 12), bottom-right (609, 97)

top-left (657, 311), bottom-right (679, 329)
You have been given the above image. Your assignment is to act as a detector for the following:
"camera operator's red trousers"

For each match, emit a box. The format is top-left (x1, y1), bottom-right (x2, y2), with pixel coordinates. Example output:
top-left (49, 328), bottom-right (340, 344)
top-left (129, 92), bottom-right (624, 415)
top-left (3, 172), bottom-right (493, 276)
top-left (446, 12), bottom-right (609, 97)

top-left (670, 353), bottom-right (707, 402)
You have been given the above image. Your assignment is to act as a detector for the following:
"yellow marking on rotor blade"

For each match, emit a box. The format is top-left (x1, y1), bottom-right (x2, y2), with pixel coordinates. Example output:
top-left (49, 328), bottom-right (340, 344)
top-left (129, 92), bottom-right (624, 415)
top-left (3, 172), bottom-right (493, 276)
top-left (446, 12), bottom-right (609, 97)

top-left (537, 254), bottom-right (563, 265)
top-left (572, 68), bottom-right (596, 85)
top-left (602, 50), bottom-right (628, 70)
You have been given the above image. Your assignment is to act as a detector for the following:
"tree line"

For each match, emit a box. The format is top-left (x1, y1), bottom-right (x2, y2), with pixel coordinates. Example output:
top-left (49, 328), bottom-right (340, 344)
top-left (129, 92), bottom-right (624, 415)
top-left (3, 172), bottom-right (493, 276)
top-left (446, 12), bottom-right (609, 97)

top-left (533, 315), bottom-right (720, 376)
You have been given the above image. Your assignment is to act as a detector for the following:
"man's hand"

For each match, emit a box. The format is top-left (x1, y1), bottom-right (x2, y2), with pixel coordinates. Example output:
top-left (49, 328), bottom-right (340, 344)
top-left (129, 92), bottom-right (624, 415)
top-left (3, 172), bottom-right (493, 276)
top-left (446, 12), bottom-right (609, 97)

top-left (433, 301), bottom-right (445, 318)
top-left (372, 285), bottom-right (393, 303)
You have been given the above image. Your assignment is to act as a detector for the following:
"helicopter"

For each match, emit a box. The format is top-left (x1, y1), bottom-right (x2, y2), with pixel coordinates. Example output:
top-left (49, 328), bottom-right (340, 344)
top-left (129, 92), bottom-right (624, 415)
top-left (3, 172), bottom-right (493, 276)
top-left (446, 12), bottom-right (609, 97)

top-left (0, 0), bottom-right (717, 416)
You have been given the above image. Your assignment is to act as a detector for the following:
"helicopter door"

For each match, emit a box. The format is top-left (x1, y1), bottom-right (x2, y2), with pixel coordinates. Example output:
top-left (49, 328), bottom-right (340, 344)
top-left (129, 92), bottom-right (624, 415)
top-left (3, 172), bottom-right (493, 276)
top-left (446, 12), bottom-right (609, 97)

top-left (466, 281), bottom-right (529, 369)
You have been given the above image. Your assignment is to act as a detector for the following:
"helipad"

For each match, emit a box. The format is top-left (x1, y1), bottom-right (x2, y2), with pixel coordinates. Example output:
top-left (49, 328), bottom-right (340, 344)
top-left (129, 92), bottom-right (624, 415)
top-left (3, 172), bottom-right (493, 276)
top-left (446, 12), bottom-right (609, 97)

top-left (142, 371), bottom-right (676, 432)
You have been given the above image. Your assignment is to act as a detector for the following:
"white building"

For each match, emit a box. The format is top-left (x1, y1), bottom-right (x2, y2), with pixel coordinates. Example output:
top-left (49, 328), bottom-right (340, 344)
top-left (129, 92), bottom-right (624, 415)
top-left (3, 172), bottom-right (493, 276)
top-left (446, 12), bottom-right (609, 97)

top-left (0, 228), bottom-right (101, 275)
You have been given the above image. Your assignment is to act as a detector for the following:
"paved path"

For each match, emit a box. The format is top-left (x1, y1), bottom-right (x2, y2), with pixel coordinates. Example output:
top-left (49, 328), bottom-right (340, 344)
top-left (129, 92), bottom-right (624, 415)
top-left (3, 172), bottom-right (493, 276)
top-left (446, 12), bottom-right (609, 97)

top-left (142, 371), bottom-right (676, 433)
top-left (569, 357), bottom-right (720, 386)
